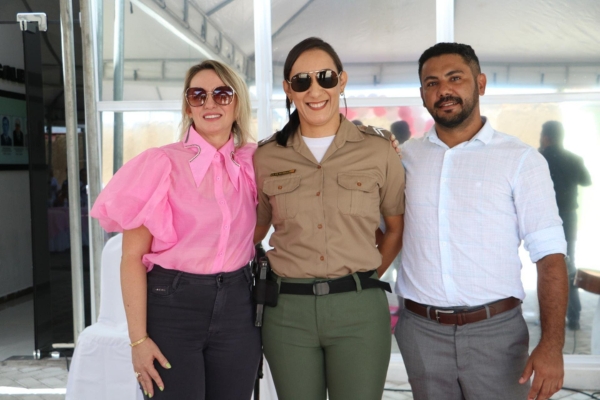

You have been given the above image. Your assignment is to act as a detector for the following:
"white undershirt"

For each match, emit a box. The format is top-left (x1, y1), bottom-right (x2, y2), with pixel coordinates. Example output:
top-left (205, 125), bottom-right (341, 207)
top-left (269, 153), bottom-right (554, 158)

top-left (301, 135), bottom-right (336, 163)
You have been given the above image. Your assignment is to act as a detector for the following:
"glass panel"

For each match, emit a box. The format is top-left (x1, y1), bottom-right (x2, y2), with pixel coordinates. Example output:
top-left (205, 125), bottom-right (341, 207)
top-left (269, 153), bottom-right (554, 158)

top-left (300, 101), bottom-right (599, 356)
top-left (101, 111), bottom-right (181, 183)
top-left (101, 0), bottom-right (254, 101)
top-left (101, 109), bottom-right (259, 184)
top-left (481, 102), bottom-right (600, 355)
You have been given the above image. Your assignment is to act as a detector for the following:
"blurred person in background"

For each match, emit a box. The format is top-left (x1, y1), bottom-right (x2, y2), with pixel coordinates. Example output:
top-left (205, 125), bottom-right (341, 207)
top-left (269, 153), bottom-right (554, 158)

top-left (390, 120), bottom-right (411, 144)
top-left (539, 120), bottom-right (592, 331)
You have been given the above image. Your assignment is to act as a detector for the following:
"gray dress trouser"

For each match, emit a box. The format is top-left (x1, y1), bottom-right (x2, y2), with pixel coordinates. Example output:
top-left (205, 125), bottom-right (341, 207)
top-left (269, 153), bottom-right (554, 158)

top-left (396, 305), bottom-right (530, 400)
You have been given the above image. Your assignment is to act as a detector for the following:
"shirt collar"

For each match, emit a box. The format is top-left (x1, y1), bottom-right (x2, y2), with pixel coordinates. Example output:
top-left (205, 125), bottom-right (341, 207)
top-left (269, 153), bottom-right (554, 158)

top-left (288, 115), bottom-right (362, 163)
top-left (426, 116), bottom-right (493, 148)
top-left (183, 126), bottom-right (240, 190)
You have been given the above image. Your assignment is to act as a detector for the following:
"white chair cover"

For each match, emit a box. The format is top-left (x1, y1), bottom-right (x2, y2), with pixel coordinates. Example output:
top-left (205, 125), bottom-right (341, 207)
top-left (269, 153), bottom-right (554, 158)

top-left (257, 358), bottom-right (279, 399)
top-left (66, 233), bottom-right (279, 399)
top-left (66, 234), bottom-right (144, 400)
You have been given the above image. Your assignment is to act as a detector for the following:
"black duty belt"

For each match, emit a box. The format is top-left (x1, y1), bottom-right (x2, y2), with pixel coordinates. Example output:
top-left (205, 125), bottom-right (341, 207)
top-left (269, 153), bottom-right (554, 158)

top-left (278, 271), bottom-right (391, 296)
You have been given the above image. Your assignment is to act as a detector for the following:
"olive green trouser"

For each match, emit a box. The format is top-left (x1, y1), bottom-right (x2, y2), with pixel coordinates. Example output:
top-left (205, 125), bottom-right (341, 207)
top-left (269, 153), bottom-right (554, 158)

top-left (262, 274), bottom-right (391, 400)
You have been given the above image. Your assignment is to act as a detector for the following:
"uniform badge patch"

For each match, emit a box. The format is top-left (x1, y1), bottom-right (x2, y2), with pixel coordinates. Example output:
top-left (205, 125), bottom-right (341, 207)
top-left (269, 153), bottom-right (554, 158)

top-left (270, 169), bottom-right (296, 177)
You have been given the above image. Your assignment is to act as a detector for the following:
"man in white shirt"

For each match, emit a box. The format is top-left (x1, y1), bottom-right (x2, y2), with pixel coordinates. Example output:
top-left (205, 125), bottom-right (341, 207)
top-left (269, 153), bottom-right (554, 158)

top-left (395, 43), bottom-right (568, 400)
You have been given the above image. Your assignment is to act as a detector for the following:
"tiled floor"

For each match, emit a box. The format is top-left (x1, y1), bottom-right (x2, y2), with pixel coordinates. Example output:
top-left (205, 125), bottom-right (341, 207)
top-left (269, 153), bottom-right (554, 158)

top-left (1, 292), bottom-right (599, 399)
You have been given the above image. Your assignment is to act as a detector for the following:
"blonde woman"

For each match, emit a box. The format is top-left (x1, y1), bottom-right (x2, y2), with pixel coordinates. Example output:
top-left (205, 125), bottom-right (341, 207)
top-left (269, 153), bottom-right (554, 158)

top-left (91, 60), bottom-right (261, 399)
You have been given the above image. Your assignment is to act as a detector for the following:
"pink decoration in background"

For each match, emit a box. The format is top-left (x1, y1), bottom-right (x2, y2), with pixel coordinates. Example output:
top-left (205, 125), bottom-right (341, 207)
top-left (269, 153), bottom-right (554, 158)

top-left (424, 119), bottom-right (435, 132)
top-left (374, 107), bottom-right (387, 117)
top-left (345, 108), bottom-right (357, 120)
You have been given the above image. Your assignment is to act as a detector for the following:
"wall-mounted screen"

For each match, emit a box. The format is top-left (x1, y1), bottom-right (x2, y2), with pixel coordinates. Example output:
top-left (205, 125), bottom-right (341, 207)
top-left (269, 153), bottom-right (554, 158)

top-left (0, 89), bottom-right (28, 167)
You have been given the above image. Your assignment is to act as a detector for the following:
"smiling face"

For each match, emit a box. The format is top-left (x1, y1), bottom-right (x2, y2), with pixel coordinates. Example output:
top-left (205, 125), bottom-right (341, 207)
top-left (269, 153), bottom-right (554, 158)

top-left (283, 49), bottom-right (346, 137)
top-left (186, 69), bottom-right (237, 148)
top-left (420, 54), bottom-right (486, 130)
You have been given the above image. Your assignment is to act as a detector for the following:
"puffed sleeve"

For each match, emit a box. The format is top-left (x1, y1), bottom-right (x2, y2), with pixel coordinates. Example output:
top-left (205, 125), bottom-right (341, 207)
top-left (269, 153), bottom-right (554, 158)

top-left (90, 148), bottom-right (176, 252)
top-left (235, 143), bottom-right (258, 205)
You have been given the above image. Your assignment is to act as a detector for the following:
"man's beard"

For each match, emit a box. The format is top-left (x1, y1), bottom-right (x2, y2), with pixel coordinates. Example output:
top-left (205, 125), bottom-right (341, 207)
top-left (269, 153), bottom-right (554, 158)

top-left (430, 91), bottom-right (478, 129)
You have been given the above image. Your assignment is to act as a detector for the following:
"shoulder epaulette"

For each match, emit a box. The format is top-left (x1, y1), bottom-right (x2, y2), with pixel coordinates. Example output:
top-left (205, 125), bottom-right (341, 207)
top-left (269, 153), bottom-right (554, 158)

top-left (258, 133), bottom-right (278, 147)
top-left (356, 125), bottom-right (392, 140)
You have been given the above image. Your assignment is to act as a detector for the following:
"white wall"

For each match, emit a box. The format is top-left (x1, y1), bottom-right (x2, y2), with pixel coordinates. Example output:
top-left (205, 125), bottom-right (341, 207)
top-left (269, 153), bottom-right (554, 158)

top-left (0, 21), bottom-right (25, 95)
top-left (0, 171), bottom-right (33, 297)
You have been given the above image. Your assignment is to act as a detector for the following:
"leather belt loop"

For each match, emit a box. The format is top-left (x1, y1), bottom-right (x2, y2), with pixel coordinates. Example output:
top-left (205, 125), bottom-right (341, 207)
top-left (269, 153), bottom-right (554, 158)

top-left (352, 273), bottom-right (363, 292)
top-left (426, 305), bottom-right (432, 320)
top-left (484, 304), bottom-right (491, 319)
top-left (172, 272), bottom-right (183, 290)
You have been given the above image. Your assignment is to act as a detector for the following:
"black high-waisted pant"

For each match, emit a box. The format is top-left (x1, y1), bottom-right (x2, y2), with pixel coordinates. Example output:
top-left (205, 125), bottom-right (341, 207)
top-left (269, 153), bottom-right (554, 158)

top-left (145, 264), bottom-right (261, 400)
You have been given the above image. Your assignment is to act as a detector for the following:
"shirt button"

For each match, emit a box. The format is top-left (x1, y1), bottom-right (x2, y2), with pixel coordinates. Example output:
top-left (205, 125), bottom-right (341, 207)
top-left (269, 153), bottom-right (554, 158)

top-left (278, 185), bottom-right (282, 190)
top-left (316, 192), bottom-right (320, 196)
top-left (219, 200), bottom-right (225, 205)
top-left (224, 225), bottom-right (229, 229)
top-left (320, 256), bottom-right (325, 261)
top-left (317, 165), bottom-right (322, 169)
top-left (216, 176), bottom-right (221, 181)
top-left (214, 154), bottom-right (219, 158)
top-left (357, 182), bottom-right (362, 187)
top-left (218, 252), bottom-right (223, 256)
top-left (317, 224), bottom-right (323, 229)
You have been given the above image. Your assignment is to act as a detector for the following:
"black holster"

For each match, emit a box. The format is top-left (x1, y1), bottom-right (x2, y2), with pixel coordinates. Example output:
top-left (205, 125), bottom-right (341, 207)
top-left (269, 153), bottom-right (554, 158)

top-left (252, 244), bottom-right (279, 327)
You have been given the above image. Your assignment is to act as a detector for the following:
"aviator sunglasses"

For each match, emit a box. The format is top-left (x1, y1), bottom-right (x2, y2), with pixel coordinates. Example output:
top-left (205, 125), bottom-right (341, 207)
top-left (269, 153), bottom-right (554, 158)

top-left (185, 86), bottom-right (236, 107)
top-left (286, 69), bottom-right (341, 92)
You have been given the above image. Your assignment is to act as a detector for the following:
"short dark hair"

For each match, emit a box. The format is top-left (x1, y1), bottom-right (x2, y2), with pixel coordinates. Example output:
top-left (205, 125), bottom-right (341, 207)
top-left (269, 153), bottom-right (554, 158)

top-left (276, 37), bottom-right (344, 146)
top-left (418, 42), bottom-right (481, 81)
top-left (541, 120), bottom-right (564, 145)
top-left (390, 121), bottom-right (411, 143)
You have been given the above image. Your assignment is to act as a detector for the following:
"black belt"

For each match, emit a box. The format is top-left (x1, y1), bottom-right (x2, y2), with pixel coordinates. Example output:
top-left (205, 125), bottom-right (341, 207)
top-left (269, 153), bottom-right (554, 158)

top-left (278, 271), bottom-right (391, 296)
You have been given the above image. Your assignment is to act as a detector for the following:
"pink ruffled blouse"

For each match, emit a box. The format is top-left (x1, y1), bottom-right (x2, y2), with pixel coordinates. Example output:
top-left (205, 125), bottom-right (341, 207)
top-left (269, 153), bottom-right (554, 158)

top-left (91, 127), bottom-right (257, 274)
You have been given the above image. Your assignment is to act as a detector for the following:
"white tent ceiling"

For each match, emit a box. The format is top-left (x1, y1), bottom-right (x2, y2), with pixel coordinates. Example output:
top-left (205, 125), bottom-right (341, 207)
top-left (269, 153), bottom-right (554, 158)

top-left (3, 0), bottom-right (600, 107)
top-left (97, 0), bottom-right (600, 101)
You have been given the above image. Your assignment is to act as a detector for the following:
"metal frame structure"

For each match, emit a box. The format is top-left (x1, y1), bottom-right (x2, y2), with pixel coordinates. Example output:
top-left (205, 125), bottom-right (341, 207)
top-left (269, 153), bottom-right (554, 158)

top-left (81, 0), bottom-right (600, 387)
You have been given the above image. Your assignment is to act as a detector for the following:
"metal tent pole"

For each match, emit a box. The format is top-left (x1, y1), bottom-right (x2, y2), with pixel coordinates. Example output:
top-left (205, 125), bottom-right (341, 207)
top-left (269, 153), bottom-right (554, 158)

top-left (436, 0), bottom-right (454, 43)
top-left (253, 0), bottom-right (273, 141)
top-left (80, 0), bottom-right (104, 321)
top-left (59, 0), bottom-right (86, 342)
top-left (113, 0), bottom-right (125, 173)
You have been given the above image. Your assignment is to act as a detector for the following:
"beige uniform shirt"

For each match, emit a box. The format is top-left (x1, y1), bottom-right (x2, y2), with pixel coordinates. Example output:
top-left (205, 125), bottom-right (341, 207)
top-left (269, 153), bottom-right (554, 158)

top-left (255, 116), bottom-right (405, 278)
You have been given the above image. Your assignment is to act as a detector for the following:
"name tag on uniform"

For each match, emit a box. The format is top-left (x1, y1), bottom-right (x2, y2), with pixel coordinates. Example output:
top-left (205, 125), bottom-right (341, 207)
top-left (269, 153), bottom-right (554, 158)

top-left (270, 169), bottom-right (296, 177)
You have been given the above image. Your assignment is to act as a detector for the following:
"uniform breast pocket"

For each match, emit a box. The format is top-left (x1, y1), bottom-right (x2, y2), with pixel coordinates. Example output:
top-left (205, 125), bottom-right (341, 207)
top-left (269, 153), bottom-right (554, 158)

top-left (263, 176), bottom-right (301, 220)
top-left (337, 172), bottom-right (379, 217)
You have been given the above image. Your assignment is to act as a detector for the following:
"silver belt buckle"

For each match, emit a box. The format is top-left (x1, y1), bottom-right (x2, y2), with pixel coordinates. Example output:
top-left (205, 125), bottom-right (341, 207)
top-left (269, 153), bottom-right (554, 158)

top-left (313, 281), bottom-right (330, 296)
top-left (435, 308), bottom-right (454, 324)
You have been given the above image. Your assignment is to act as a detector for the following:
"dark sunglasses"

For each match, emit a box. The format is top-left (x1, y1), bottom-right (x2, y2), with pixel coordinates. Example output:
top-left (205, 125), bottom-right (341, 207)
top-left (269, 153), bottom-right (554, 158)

top-left (185, 86), bottom-right (235, 107)
top-left (286, 69), bottom-right (341, 92)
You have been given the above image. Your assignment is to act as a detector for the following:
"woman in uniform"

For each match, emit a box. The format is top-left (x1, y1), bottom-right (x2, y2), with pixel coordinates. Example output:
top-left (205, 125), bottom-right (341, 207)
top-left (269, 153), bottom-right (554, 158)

top-left (91, 60), bottom-right (261, 399)
top-left (253, 37), bottom-right (405, 400)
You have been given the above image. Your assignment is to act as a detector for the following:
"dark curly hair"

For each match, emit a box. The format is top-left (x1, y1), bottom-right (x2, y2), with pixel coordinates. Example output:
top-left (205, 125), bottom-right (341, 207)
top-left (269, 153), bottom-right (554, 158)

top-left (418, 42), bottom-right (481, 82)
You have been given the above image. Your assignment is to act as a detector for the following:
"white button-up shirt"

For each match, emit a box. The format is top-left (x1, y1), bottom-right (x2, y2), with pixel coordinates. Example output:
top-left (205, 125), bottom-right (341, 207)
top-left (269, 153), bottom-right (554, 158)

top-left (396, 118), bottom-right (566, 307)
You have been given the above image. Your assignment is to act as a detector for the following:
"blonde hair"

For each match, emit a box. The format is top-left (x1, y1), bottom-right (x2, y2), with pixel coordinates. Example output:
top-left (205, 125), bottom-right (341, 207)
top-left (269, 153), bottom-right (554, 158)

top-left (180, 60), bottom-right (251, 148)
